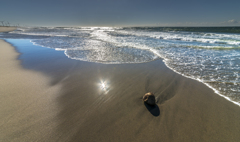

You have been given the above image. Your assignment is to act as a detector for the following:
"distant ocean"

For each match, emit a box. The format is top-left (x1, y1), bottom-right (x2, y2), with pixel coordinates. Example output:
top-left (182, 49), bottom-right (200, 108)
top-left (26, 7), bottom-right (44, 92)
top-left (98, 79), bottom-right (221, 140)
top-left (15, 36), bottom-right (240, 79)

top-left (1, 27), bottom-right (240, 106)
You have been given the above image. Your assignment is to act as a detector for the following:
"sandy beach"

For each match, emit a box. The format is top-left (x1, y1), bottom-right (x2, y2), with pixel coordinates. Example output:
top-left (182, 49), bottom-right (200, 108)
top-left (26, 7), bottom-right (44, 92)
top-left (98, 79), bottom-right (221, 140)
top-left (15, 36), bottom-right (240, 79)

top-left (0, 26), bottom-right (16, 33)
top-left (1, 29), bottom-right (240, 141)
top-left (0, 39), bottom-right (62, 141)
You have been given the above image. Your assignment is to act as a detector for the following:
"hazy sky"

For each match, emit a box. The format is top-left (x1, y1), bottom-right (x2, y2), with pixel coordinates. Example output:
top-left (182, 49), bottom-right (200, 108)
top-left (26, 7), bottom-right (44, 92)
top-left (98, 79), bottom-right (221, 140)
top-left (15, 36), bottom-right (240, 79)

top-left (1, 0), bottom-right (240, 27)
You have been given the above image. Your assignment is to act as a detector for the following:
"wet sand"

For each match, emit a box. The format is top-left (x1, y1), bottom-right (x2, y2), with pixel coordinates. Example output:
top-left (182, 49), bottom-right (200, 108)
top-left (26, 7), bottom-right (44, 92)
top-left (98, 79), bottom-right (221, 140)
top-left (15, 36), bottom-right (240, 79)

top-left (1, 38), bottom-right (240, 142)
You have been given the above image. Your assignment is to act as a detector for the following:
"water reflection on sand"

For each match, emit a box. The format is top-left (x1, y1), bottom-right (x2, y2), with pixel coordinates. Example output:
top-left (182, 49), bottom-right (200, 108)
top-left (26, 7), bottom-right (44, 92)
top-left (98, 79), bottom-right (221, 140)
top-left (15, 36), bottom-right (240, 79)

top-left (98, 79), bottom-right (110, 94)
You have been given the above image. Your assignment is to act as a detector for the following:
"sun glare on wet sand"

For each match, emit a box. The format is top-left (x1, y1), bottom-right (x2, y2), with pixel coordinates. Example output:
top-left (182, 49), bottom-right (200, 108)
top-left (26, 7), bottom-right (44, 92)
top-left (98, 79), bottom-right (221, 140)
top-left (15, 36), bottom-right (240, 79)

top-left (98, 80), bottom-right (110, 94)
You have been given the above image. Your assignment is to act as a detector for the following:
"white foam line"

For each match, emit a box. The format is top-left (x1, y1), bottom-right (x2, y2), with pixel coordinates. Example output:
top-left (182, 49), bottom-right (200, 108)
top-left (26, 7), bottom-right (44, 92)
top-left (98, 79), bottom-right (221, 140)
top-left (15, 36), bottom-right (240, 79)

top-left (161, 58), bottom-right (240, 107)
top-left (138, 45), bottom-right (240, 107)
top-left (30, 40), bottom-right (68, 52)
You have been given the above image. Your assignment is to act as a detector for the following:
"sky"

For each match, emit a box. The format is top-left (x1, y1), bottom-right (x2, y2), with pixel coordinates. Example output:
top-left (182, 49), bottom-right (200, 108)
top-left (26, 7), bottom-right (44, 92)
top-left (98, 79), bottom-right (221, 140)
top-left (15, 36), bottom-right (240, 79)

top-left (1, 0), bottom-right (240, 27)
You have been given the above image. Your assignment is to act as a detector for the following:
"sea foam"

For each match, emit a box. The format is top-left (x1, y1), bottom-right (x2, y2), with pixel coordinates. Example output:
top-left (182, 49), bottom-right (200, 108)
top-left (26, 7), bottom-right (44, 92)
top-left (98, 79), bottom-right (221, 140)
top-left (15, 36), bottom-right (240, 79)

top-left (2, 26), bottom-right (240, 106)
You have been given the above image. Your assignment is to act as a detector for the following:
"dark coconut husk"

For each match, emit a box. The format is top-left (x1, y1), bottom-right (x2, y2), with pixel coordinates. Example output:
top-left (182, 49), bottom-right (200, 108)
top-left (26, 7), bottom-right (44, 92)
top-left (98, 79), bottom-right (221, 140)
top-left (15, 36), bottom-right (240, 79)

top-left (143, 92), bottom-right (156, 106)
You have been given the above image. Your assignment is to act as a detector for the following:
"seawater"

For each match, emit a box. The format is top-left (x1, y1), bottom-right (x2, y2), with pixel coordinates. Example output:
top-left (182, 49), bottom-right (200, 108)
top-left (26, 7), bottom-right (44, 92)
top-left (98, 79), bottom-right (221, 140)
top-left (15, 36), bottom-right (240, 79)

top-left (1, 26), bottom-right (240, 105)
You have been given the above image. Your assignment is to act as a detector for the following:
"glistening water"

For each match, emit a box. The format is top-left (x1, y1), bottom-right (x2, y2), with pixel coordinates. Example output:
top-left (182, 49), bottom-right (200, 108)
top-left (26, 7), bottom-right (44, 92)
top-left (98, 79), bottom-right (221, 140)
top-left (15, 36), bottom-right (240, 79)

top-left (1, 26), bottom-right (240, 105)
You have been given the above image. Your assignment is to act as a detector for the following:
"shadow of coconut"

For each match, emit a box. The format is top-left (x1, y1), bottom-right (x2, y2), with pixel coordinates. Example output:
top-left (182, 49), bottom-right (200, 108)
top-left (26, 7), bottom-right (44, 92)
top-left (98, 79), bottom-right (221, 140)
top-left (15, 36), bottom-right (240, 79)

top-left (144, 102), bottom-right (160, 117)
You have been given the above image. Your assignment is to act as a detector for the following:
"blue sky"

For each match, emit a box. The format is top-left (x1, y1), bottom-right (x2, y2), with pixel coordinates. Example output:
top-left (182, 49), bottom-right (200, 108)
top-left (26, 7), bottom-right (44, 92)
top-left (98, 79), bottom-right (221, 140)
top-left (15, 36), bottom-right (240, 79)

top-left (1, 0), bottom-right (240, 27)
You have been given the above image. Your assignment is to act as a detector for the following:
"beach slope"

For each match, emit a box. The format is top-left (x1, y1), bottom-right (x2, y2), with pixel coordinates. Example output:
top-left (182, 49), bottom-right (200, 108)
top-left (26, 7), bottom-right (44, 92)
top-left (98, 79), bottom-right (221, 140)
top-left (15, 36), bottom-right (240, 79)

top-left (0, 40), bottom-right (61, 141)
top-left (0, 26), bottom-right (16, 32)
top-left (0, 38), bottom-right (240, 142)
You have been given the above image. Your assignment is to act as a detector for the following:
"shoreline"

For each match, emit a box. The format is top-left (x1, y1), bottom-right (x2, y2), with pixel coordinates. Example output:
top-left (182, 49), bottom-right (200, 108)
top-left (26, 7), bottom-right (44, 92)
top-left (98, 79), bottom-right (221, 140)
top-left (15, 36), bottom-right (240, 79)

top-left (1, 25), bottom-right (239, 107)
top-left (0, 39), bottom-right (61, 141)
top-left (1, 39), bottom-right (240, 141)
top-left (163, 59), bottom-right (240, 107)
top-left (30, 38), bottom-right (240, 107)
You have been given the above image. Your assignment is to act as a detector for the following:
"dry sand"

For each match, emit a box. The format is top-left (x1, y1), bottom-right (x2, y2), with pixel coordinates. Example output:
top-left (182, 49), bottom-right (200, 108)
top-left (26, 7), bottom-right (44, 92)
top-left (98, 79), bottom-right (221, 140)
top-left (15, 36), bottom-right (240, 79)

top-left (0, 26), bottom-right (16, 33)
top-left (0, 36), bottom-right (240, 142)
top-left (0, 39), bottom-right (61, 141)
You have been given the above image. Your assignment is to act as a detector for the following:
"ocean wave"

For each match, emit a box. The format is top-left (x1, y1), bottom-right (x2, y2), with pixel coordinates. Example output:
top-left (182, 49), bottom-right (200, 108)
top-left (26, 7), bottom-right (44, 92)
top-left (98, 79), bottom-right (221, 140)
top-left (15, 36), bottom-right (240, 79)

top-left (1, 26), bottom-right (240, 106)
